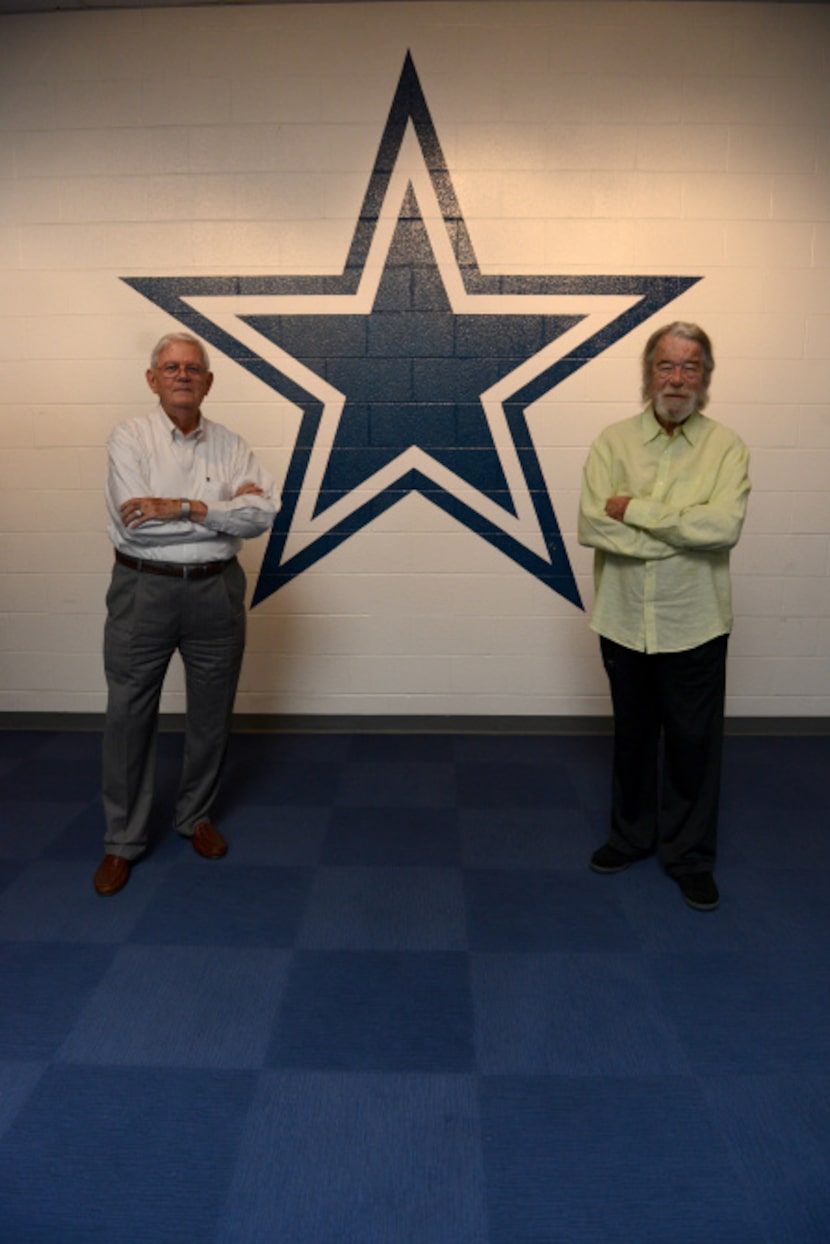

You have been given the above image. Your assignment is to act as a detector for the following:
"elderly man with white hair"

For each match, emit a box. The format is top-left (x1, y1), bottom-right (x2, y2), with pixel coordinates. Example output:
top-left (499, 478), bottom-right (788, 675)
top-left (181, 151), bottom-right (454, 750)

top-left (94, 332), bottom-right (278, 896)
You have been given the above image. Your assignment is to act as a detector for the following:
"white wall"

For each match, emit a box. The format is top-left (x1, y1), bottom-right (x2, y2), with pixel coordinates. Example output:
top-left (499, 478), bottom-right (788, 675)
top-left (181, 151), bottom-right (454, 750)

top-left (1, 1), bottom-right (828, 719)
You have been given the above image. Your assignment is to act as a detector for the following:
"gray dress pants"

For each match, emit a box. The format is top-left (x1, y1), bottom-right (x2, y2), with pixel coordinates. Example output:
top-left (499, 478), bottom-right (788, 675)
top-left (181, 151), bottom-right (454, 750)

top-left (101, 557), bottom-right (247, 860)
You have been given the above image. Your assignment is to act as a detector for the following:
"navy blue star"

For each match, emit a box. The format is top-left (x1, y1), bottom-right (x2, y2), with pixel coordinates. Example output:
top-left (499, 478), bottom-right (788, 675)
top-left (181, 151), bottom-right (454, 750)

top-left (124, 52), bottom-right (700, 609)
top-left (241, 185), bottom-right (581, 517)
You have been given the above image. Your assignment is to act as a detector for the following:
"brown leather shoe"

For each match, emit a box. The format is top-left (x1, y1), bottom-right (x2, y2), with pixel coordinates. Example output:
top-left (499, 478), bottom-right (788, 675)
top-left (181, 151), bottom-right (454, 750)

top-left (191, 820), bottom-right (228, 859)
top-left (93, 854), bottom-right (131, 896)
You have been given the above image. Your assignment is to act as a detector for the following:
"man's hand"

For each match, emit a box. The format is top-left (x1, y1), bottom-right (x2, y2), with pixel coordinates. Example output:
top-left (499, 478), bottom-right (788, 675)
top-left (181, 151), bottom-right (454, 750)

top-left (121, 485), bottom-right (263, 528)
top-left (120, 497), bottom-right (184, 528)
top-left (605, 496), bottom-right (632, 522)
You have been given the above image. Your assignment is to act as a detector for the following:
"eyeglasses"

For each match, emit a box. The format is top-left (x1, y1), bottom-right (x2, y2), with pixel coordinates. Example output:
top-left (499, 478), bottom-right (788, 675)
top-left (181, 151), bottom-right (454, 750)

top-left (654, 361), bottom-right (703, 379)
top-left (159, 362), bottom-right (206, 378)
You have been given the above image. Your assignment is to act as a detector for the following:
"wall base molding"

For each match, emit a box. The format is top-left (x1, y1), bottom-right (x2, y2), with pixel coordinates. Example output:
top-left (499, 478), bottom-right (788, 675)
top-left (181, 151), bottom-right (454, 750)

top-left (1, 713), bottom-right (828, 736)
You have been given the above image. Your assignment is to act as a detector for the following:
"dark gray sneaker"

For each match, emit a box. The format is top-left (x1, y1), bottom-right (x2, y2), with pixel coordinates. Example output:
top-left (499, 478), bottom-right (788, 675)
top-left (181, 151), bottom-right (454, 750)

top-left (676, 871), bottom-right (720, 912)
top-left (590, 843), bottom-right (637, 874)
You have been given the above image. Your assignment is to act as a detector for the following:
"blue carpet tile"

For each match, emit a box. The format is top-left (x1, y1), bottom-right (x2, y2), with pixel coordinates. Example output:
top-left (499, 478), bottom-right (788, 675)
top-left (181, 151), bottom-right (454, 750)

top-left (0, 728), bottom-right (829, 1243)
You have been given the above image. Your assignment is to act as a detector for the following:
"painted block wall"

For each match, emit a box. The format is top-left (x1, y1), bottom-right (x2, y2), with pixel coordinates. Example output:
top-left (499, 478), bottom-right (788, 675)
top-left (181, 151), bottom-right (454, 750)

top-left (0, 1), bottom-right (828, 718)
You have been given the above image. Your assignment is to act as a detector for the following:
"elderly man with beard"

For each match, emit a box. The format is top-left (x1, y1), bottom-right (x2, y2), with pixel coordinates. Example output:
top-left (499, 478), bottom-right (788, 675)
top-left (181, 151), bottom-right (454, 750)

top-left (578, 322), bottom-right (750, 911)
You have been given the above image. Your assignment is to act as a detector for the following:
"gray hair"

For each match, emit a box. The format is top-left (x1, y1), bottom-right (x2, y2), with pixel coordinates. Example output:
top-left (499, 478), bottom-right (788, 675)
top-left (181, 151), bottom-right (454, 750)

top-left (150, 332), bottom-right (210, 372)
top-left (641, 321), bottom-right (715, 411)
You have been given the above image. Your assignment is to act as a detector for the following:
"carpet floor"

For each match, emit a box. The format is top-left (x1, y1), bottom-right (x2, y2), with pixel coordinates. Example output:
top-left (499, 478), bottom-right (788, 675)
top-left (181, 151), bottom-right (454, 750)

top-left (0, 728), bottom-right (828, 1243)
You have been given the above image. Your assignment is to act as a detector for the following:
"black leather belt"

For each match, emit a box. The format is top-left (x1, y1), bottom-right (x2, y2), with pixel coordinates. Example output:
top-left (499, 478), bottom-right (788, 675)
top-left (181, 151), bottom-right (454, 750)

top-left (115, 550), bottom-right (233, 580)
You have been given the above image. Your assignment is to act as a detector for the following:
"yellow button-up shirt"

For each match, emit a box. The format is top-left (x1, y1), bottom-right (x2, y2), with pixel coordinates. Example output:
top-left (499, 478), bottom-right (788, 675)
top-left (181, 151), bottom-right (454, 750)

top-left (578, 405), bottom-right (751, 653)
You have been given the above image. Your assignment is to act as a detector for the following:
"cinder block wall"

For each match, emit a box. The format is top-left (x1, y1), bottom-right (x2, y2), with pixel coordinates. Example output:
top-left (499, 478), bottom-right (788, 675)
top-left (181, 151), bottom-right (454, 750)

top-left (1, 1), bottom-right (828, 719)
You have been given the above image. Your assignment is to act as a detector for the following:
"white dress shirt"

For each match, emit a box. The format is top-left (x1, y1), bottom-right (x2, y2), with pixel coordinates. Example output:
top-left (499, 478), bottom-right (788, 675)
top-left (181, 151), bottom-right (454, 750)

top-left (106, 403), bottom-right (278, 563)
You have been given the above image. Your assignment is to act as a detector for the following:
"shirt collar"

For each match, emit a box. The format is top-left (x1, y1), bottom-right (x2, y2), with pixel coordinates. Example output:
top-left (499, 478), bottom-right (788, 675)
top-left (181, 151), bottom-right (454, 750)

top-left (642, 403), bottom-right (703, 446)
top-left (152, 401), bottom-right (206, 443)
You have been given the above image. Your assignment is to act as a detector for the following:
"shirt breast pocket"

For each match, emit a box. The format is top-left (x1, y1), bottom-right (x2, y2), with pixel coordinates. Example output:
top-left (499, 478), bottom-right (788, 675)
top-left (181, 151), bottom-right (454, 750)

top-left (199, 470), bottom-right (232, 504)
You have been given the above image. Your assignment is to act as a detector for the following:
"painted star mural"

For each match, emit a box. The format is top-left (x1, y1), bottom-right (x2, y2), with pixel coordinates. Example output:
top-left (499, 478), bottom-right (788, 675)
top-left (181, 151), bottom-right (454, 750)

top-left (124, 52), bottom-right (700, 609)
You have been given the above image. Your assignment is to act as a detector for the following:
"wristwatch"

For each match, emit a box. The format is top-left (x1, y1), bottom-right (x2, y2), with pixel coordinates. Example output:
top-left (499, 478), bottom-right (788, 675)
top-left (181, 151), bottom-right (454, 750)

top-left (180, 499), bottom-right (191, 520)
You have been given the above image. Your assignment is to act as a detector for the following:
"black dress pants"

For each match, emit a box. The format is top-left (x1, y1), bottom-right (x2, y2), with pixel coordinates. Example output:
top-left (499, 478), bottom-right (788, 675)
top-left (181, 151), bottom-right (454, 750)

top-left (600, 633), bottom-right (728, 877)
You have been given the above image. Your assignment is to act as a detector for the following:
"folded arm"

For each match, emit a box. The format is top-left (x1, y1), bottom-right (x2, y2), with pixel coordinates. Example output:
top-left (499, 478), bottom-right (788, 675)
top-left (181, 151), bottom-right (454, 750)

top-left (623, 439), bottom-right (751, 551)
top-left (578, 440), bottom-right (677, 560)
top-left (107, 426), bottom-right (279, 547)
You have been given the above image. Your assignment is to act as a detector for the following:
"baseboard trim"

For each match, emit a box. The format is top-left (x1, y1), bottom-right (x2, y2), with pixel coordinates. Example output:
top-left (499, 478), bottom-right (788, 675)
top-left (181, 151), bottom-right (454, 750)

top-left (1, 712), bottom-right (828, 736)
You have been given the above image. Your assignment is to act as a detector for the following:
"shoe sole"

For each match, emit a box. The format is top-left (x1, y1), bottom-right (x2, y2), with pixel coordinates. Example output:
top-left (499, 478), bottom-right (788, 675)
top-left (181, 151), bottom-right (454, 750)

top-left (682, 894), bottom-right (720, 912)
top-left (590, 858), bottom-right (632, 875)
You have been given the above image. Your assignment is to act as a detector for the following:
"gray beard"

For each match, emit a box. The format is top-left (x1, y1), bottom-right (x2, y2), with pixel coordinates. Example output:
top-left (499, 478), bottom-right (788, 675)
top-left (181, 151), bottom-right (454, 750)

top-left (654, 391), bottom-right (697, 424)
